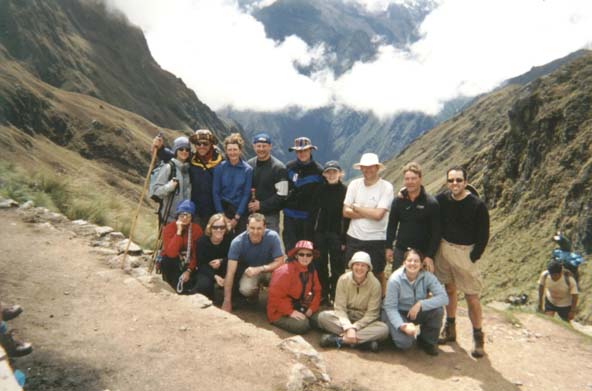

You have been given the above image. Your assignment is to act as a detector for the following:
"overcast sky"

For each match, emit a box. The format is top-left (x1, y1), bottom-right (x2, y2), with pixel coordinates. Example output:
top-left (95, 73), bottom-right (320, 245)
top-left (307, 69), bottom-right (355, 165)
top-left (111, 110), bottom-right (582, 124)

top-left (108, 0), bottom-right (592, 118)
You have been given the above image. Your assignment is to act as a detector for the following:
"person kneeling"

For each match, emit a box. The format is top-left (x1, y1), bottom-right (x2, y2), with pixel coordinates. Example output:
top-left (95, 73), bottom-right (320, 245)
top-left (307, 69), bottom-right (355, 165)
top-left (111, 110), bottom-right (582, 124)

top-left (160, 200), bottom-right (203, 294)
top-left (317, 251), bottom-right (389, 352)
top-left (267, 240), bottom-right (321, 334)
top-left (382, 249), bottom-right (448, 356)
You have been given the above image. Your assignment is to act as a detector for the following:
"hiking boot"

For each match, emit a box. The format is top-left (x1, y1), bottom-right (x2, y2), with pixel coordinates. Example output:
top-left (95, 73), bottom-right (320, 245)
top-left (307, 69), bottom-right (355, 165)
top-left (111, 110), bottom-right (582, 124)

top-left (2, 305), bottom-right (23, 322)
top-left (472, 330), bottom-right (485, 358)
top-left (0, 330), bottom-right (33, 358)
top-left (357, 340), bottom-right (379, 353)
top-left (417, 337), bottom-right (439, 356)
top-left (438, 321), bottom-right (456, 345)
top-left (319, 334), bottom-right (342, 349)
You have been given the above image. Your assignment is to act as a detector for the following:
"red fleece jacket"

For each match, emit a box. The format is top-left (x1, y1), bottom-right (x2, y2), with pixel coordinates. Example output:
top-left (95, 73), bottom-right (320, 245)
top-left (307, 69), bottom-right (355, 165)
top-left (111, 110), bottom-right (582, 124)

top-left (162, 222), bottom-right (203, 271)
top-left (267, 261), bottom-right (321, 323)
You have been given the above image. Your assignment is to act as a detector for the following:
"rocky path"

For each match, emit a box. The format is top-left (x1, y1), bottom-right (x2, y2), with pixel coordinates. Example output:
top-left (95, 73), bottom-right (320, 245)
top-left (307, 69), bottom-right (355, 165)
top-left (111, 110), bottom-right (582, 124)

top-left (1, 205), bottom-right (592, 391)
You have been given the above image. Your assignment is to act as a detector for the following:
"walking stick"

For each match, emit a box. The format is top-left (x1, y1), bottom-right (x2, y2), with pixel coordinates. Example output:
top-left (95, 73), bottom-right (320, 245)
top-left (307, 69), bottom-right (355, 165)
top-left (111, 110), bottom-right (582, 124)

top-left (147, 195), bottom-right (174, 273)
top-left (121, 146), bottom-right (158, 268)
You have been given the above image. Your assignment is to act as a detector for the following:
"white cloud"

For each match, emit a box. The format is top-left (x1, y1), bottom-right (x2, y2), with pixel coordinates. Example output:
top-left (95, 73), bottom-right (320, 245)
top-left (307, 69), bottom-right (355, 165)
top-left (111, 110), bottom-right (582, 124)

top-left (108, 0), bottom-right (592, 118)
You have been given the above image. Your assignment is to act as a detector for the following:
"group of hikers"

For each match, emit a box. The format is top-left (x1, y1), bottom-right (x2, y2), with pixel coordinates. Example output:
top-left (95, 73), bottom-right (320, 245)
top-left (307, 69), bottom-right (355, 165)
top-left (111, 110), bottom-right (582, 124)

top-left (149, 128), bottom-right (495, 358)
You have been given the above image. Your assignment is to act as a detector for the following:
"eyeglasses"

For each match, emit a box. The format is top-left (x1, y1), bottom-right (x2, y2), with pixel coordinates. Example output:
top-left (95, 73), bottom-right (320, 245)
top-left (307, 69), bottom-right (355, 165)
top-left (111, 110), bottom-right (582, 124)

top-left (179, 212), bottom-right (192, 218)
top-left (211, 225), bottom-right (226, 231)
top-left (196, 142), bottom-right (211, 147)
top-left (297, 252), bottom-right (313, 258)
top-left (447, 178), bottom-right (464, 183)
top-left (178, 147), bottom-right (191, 152)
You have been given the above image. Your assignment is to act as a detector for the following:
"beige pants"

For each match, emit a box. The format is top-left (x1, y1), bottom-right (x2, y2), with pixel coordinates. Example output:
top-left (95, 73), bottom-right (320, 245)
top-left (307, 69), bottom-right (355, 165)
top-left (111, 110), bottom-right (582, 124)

top-left (239, 271), bottom-right (271, 297)
top-left (317, 310), bottom-right (389, 344)
top-left (435, 239), bottom-right (483, 295)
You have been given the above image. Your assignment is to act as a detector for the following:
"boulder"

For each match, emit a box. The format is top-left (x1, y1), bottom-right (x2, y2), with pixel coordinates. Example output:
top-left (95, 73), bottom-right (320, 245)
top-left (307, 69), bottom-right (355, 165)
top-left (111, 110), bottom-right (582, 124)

top-left (95, 226), bottom-right (114, 237)
top-left (279, 336), bottom-right (330, 383)
top-left (19, 200), bottom-right (34, 209)
top-left (117, 239), bottom-right (143, 254)
top-left (0, 199), bottom-right (19, 208)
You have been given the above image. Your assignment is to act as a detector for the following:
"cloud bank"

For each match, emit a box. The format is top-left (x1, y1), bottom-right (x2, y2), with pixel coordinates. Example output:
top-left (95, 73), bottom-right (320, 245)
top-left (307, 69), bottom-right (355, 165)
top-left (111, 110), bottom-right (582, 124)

top-left (108, 0), bottom-right (592, 118)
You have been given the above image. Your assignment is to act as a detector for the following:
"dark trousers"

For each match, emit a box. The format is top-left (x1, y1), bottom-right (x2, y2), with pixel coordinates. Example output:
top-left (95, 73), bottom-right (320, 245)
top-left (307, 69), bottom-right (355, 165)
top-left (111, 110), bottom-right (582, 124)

top-left (283, 216), bottom-right (313, 252)
top-left (160, 257), bottom-right (196, 294)
top-left (345, 235), bottom-right (386, 273)
top-left (314, 232), bottom-right (345, 301)
top-left (382, 307), bottom-right (443, 349)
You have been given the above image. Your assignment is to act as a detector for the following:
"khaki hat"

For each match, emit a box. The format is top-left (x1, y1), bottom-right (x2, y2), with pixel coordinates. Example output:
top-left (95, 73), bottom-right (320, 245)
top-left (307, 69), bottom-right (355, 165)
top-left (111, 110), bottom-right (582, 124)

top-left (348, 251), bottom-right (373, 271)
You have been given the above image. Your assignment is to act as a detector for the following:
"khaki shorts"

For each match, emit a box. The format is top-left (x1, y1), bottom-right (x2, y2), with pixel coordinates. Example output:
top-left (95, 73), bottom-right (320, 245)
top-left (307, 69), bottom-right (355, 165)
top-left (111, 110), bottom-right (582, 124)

top-left (435, 239), bottom-right (483, 295)
top-left (239, 271), bottom-right (271, 297)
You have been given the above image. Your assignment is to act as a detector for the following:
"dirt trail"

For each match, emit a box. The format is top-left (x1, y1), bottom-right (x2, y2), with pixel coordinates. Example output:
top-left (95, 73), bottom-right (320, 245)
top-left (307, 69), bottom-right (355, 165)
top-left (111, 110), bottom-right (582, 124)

top-left (1, 208), bottom-right (592, 391)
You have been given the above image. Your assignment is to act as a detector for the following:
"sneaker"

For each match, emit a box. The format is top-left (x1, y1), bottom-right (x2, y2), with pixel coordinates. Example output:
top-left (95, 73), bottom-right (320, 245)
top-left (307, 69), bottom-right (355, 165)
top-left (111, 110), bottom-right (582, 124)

top-left (417, 338), bottom-right (439, 356)
top-left (1, 305), bottom-right (23, 322)
top-left (472, 330), bottom-right (485, 358)
top-left (0, 329), bottom-right (33, 358)
top-left (358, 340), bottom-right (379, 353)
top-left (438, 321), bottom-right (456, 345)
top-left (319, 334), bottom-right (342, 348)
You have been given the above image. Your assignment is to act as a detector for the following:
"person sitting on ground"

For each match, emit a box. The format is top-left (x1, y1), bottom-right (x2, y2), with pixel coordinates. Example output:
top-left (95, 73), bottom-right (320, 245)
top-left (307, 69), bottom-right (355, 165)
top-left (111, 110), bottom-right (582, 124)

top-left (538, 260), bottom-right (578, 322)
top-left (382, 249), bottom-right (448, 356)
top-left (222, 213), bottom-right (284, 313)
top-left (0, 302), bottom-right (32, 358)
top-left (160, 200), bottom-right (203, 293)
top-left (152, 136), bottom-right (192, 224)
top-left (317, 251), bottom-right (389, 352)
top-left (195, 213), bottom-right (232, 300)
top-left (267, 240), bottom-right (321, 334)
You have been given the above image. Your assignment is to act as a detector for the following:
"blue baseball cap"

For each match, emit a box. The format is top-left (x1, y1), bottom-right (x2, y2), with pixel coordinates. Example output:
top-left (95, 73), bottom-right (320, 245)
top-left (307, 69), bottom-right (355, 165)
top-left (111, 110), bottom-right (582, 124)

top-left (252, 133), bottom-right (272, 144)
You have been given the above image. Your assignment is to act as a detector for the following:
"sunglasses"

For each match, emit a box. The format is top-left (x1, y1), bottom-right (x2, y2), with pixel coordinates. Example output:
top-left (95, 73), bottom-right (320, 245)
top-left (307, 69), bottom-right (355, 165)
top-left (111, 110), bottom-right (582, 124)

top-left (195, 142), bottom-right (211, 147)
top-left (447, 178), bottom-right (464, 183)
top-left (211, 225), bottom-right (226, 231)
top-left (297, 252), bottom-right (313, 258)
top-left (178, 147), bottom-right (191, 152)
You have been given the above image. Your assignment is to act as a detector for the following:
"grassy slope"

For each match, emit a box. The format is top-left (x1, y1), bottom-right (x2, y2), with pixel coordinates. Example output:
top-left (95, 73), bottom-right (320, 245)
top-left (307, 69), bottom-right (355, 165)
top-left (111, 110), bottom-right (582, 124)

top-left (382, 54), bottom-right (592, 323)
top-left (0, 55), bottom-right (180, 247)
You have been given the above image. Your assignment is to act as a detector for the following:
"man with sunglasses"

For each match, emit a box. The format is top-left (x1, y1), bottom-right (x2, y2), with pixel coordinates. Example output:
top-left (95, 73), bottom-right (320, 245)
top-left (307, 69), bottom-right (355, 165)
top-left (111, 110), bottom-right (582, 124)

top-left (222, 213), bottom-right (284, 313)
top-left (435, 166), bottom-right (489, 358)
top-left (247, 133), bottom-right (288, 233)
top-left (152, 129), bottom-right (224, 228)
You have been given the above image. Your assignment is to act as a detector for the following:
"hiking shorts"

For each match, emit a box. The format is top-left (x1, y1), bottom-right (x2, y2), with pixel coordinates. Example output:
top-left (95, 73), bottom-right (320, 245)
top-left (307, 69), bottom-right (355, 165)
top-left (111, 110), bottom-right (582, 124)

top-left (435, 239), bottom-right (483, 295)
top-left (544, 298), bottom-right (571, 321)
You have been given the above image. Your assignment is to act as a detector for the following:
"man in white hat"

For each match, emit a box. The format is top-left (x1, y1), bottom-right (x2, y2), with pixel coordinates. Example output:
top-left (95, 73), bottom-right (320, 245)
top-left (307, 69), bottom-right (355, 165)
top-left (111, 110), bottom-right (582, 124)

top-left (343, 153), bottom-right (394, 292)
top-left (317, 251), bottom-right (389, 352)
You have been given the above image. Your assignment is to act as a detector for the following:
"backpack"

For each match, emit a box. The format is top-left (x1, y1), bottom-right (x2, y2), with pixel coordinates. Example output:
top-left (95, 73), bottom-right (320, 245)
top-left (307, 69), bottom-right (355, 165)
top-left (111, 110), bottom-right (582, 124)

top-left (542, 269), bottom-right (576, 291)
top-left (551, 249), bottom-right (584, 282)
top-left (148, 161), bottom-right (176, 203)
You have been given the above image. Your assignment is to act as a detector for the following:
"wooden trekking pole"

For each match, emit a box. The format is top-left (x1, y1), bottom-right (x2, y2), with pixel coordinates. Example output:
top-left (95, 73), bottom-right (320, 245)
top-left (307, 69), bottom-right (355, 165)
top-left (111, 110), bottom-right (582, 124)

top-left (121, 145), bottom-right (158, 268)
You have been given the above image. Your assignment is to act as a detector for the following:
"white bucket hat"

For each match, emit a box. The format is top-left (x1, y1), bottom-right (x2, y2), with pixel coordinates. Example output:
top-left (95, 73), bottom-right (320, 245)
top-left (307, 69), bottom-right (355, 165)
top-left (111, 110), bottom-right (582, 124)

top-left (352, 153), bottom-right (385, 170)
top-left (348, 251), bottom-right (373, 271)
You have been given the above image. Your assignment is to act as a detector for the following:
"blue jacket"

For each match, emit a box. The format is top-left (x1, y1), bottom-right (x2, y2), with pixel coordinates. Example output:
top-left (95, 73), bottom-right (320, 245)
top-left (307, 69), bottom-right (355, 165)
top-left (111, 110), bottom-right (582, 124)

top-left (383, 268), bottom-right (448, 330)
top-left (213, 159), bottom-right (253, 217)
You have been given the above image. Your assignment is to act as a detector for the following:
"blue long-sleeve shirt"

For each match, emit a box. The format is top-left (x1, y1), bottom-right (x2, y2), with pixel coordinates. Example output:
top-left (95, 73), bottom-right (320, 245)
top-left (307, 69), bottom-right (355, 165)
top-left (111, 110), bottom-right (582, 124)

top-left (383, 268), bottom-right (448, 330)
top-left (212, 159), bottom-right (253, 217)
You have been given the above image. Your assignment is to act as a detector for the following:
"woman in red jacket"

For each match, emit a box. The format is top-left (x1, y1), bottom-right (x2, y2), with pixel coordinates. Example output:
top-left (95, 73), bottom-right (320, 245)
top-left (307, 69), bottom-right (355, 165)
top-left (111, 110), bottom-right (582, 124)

top-left (267, 240), bottom-right (321, 334)
top-left (160, 200), bottom-right (203, 294)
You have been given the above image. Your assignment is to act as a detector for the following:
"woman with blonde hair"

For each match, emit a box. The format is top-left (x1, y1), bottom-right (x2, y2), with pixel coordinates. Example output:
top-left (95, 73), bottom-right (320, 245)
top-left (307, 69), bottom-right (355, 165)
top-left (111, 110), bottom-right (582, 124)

top-left (213, 133), bottom-right (253, 234)
top-left (195, 213), bottom-right (232, 300)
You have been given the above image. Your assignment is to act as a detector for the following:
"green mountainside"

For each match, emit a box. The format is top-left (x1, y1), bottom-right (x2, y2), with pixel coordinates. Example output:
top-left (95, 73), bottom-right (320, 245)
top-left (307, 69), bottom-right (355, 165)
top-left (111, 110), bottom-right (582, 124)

top-left (382, 51), bottom-right (592, 323)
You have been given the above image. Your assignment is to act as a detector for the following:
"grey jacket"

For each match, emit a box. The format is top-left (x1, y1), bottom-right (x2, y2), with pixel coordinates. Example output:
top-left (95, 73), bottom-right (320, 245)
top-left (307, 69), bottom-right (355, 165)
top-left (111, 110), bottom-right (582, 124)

top-left (383, 268), bottom-right (448, 330)
top-left (153, 158), bottom-right (191, 223)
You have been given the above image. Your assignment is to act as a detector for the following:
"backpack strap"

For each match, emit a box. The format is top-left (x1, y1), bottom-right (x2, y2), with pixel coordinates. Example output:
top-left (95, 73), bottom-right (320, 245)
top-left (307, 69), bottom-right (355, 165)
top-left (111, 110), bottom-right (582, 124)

top-left (563, 270), bottom-right (573, 291)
